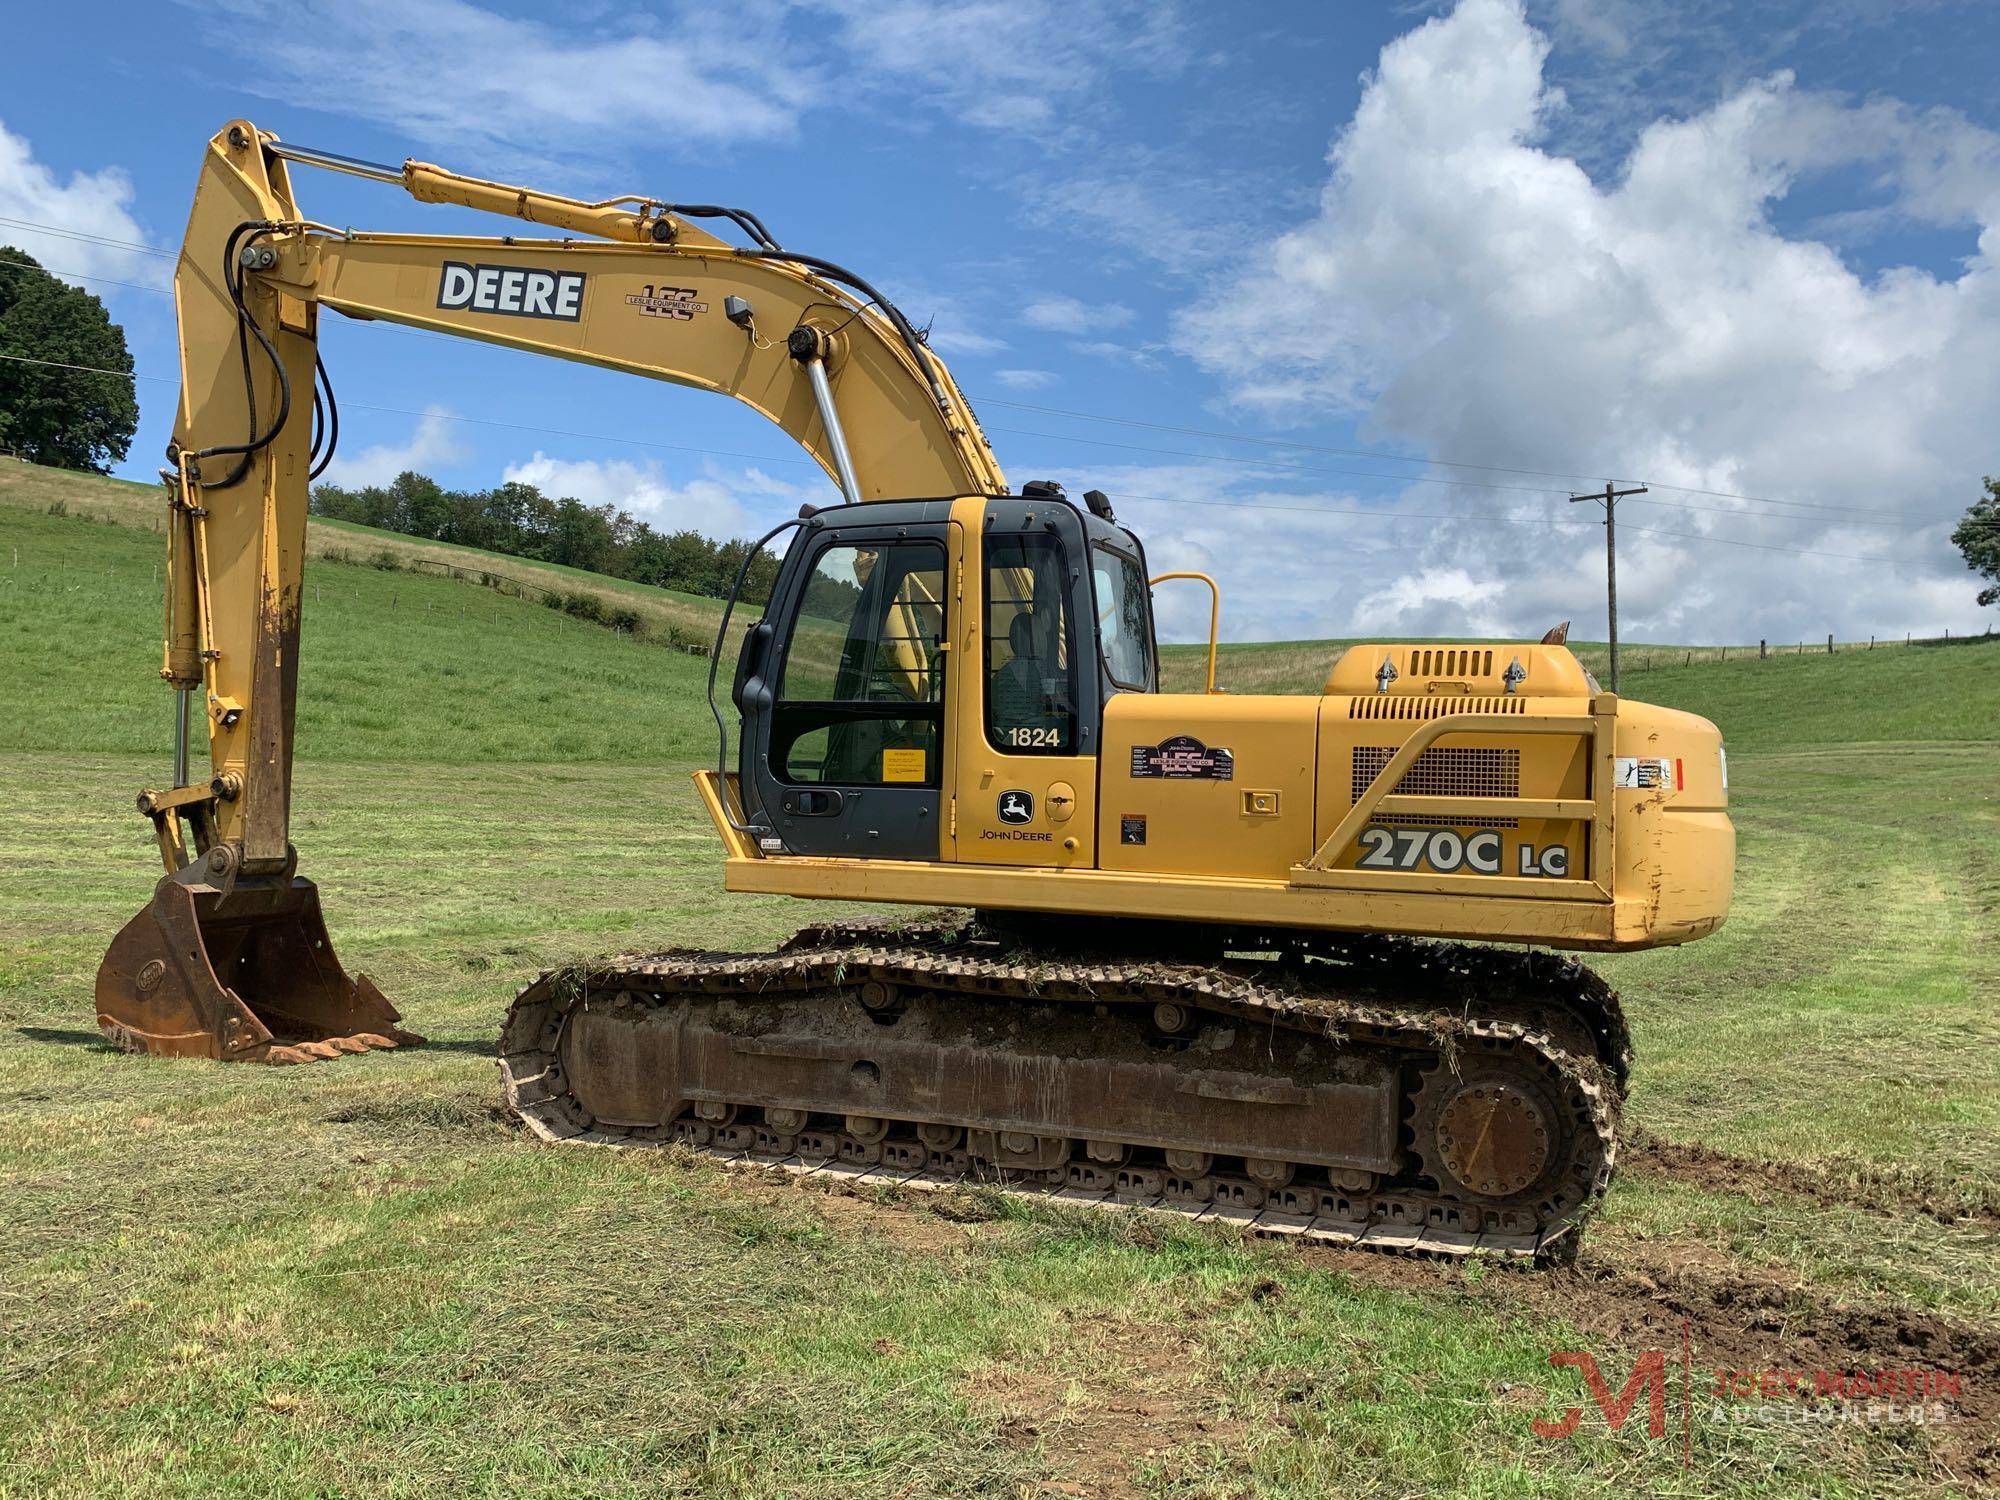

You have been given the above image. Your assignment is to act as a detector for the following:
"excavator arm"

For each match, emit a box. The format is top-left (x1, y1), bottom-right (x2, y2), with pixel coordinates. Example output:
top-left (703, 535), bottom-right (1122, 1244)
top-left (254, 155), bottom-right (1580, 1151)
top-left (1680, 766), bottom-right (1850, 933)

top-left (97, 120), bottom-right (1005, 1063)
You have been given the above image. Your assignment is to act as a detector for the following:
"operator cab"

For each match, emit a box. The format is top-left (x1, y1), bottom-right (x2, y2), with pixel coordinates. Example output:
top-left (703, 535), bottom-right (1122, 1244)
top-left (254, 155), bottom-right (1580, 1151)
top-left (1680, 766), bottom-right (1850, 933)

top-left (730, 483), bottom-right (1156, 860)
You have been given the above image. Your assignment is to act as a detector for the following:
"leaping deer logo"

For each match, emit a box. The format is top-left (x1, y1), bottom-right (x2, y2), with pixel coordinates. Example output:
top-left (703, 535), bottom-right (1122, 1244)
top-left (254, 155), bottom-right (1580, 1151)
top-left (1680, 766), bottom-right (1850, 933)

top-left (998, 790), bottom-right (1034, 825)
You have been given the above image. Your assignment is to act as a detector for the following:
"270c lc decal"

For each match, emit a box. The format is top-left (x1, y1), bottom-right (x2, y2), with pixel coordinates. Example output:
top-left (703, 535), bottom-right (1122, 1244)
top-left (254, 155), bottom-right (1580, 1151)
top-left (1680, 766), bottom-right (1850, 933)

top-left (1357, 826), bottom-right (1572, 878)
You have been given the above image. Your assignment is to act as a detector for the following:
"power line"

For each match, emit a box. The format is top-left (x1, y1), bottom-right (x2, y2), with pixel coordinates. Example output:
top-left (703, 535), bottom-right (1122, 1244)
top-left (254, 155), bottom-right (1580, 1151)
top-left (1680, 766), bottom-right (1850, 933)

top-left (991, 420), bottom-right (1957, 527)
top-left (0, 254), bottom-right (172, 297)
top-left (3, 347), bottom-right (1989, 558)
top-left (0, 213), bottom-right (1972, 531)
top-left (0, 352), bottom-right (152, 380)
top-left (973, 394), bottom-right (1920, 519)
top-left (1103, 488), bottom-right (1916, 563)
top-left (0, 215), bottom-right (172, 257)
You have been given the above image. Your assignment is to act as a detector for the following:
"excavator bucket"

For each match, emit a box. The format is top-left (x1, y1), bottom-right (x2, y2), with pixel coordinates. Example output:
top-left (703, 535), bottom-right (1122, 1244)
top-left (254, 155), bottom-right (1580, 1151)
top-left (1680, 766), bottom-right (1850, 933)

top-left (97, 863), bottom-right (419, 1065)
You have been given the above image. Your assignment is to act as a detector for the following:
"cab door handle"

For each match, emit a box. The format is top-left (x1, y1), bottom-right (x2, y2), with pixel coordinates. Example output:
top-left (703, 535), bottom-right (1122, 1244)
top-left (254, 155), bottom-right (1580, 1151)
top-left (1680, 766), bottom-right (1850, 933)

top-left (782, 789), bottom-right (845, 816)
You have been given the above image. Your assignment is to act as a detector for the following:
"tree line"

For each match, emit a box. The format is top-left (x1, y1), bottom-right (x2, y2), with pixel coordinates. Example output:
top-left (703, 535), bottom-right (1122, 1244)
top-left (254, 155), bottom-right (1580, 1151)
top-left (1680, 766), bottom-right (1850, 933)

top-left (310, 470), bottom-right (782, 602)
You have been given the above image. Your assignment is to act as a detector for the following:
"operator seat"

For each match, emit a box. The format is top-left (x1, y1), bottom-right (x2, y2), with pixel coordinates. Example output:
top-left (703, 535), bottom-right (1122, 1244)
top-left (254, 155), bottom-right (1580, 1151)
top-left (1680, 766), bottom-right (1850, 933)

top-left (992, 610), bottom-right (1044, 732)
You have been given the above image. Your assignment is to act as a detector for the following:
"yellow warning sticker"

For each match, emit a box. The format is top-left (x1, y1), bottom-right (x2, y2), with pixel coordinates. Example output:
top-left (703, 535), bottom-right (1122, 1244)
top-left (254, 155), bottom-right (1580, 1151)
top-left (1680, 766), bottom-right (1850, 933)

top-left (882, 748), bottom-right (927, 783)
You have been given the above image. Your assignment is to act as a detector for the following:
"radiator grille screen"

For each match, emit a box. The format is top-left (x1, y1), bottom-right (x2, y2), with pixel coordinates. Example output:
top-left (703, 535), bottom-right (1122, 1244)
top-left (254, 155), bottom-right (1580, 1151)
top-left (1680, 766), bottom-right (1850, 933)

top-left (1352, 746), bottom-right (1520, 829)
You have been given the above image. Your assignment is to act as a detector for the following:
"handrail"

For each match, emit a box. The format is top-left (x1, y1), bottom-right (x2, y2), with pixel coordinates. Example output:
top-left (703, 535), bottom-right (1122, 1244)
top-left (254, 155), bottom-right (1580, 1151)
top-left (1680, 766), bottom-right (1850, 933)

top-left (1297, 694), bottom-right (1618, 897)
top-left (1149, 571), bottom-right (1221, 693)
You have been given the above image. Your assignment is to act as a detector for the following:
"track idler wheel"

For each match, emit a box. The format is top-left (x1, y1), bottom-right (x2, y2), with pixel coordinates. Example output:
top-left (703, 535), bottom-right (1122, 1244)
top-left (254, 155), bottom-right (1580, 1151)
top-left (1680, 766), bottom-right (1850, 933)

top-left (96, 858), bottom-right (419, 1065)
top-left (1409, 1058), bottom-right (1574, 1212)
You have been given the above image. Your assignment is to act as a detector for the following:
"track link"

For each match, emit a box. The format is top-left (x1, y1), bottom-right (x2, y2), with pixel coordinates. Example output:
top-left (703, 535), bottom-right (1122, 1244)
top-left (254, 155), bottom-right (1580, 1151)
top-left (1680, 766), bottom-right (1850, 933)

top-left (498, 920), bottom-right (1624, 1264)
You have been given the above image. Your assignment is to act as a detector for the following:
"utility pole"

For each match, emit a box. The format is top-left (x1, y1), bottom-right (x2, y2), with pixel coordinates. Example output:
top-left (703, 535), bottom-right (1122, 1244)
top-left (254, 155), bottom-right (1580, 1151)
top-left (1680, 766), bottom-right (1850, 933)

top-left (1569, 482), bottom-right (1647, 692)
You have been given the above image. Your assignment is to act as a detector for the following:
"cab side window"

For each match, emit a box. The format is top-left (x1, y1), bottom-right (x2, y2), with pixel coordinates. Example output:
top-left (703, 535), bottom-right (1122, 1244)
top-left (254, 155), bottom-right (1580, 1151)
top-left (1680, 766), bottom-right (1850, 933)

top-left (985, 533), bottom-right (1077, 754)
top-left (1092, 542), bottom-right (1154, 692)
top-left (774, 541), bottom-right (945, 785)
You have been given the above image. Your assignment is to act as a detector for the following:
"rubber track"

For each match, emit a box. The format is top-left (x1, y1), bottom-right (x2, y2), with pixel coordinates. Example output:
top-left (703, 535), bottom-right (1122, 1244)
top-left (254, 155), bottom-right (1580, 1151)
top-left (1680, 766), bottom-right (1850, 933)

top-left (499, 922), bottom-right (1624, 1264)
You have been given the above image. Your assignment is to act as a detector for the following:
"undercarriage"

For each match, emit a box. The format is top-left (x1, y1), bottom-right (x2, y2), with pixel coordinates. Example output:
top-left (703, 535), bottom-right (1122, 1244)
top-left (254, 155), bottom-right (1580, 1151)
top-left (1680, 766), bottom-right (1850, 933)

top-left (500, 919), bottom-right (1627, 1262)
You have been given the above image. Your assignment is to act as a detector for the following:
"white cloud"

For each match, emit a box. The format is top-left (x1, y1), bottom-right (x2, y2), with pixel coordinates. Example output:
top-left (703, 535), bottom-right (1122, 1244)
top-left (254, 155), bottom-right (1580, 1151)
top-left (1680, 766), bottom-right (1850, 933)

top-left (185, 0), bottom-right (817, 174)
top-left (922, 324), bottom-right (1008, 357)
top-left (182, 0), bottom-right (1188, 176)
top-left (992, 368), bottom-right (1058, 390)
top-left (817, 0), bottom-right (1187, 136)
top-left (1021, 295), bottom-right (1134, 334)
top-left (0, 119), bottom-right (161, 290)
top-left (881, 278), bottom-right (1009, 358)
top-left (1170, 0), bottom-right (2000, 642)
top-left (1069, 338), bottom-right (1160, 368)
top-left (320, 406), bottom-right (467, 487)
top-left (499, 453), bottom-right (834, 540)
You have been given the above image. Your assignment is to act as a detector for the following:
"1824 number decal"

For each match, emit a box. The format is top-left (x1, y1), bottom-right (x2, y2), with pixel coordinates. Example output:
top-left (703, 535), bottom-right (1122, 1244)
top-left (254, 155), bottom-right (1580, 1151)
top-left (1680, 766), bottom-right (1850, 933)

top-left (1004, 725), bottom-right (1065, 748)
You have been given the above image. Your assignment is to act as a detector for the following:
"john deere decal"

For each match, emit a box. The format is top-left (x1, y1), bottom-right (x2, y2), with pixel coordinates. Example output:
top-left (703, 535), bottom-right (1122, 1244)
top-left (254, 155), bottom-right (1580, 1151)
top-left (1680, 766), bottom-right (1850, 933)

top-left (437, 262), bottom-right (585, 321)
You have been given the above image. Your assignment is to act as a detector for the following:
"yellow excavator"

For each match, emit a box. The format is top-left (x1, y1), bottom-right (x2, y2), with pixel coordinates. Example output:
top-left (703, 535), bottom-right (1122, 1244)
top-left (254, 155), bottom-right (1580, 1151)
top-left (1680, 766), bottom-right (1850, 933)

top-left (98, 122), bottom-right (1734, 1258)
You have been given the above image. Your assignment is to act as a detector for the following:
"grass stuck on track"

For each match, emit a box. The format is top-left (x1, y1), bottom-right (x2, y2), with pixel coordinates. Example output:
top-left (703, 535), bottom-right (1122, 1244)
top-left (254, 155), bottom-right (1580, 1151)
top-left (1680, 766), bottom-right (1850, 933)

top-left (2, 469), bottom-right (1998, 1497)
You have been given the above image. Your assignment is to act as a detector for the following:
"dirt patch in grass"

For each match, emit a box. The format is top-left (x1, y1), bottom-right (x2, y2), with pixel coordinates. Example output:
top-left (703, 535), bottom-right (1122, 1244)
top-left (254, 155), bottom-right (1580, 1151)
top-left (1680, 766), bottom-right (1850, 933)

top-left (1627, 1126), bottom-right (2000, 1226)
top-left (1299, 1231), bottom-right (2000, 1487)
top-left (964, 1310), bottom-right (1248, 1499)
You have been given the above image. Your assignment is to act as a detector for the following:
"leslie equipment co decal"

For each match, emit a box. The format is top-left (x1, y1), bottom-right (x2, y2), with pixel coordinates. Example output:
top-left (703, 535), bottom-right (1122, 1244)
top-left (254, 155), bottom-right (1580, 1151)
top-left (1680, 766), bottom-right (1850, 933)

top-left (626, 284), bottom-right (710, 320)
top-left (1131, 735), bottom-right (1233, 781)
top-left (437, 262), bottom-right (585, 321)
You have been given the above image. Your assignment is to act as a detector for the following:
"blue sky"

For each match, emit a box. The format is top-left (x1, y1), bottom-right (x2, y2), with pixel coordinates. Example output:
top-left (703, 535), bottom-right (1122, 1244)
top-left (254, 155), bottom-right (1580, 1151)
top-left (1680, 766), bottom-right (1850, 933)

top-left (4, 0), bottom-right (1997, 643)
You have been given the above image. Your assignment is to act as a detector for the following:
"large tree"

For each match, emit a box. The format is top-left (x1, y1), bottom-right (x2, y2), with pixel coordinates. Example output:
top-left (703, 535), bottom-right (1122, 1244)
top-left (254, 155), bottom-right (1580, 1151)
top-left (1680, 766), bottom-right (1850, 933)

top-left (1954, 478), bottom-right (2000, 609)
top-left (0, 247), bottom-right (138, 472)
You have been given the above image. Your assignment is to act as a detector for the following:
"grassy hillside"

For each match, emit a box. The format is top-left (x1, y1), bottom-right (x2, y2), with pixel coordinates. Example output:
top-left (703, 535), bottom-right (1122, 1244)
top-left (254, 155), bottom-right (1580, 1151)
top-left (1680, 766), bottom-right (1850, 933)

top-left (1166, 635), bottom-right (2000, 749)
top-left (0, 460), bottom-right (733, 656)
top-left (1, 473), bottom-right (1996, 1497)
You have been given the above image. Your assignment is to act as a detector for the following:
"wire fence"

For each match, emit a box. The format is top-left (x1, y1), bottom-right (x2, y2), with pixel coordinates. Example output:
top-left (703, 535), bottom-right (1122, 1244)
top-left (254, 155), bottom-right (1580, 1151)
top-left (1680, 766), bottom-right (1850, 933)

top-left (1605, 627), bottom-right (1993, 674)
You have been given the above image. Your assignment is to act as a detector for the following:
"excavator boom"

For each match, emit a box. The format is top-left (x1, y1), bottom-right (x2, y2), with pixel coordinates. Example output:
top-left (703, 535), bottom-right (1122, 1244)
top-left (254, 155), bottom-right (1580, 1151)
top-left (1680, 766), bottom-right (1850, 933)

top-left (99, 120), bottom-right (1003, 1062)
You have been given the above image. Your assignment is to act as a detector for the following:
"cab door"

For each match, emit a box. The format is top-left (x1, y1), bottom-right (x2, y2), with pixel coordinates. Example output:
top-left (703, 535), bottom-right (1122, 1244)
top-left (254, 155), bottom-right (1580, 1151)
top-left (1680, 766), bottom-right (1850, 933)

top-left (946, 496), bottom-right (1098, 869)
top-left (745, 513), bottom-right (955, 859)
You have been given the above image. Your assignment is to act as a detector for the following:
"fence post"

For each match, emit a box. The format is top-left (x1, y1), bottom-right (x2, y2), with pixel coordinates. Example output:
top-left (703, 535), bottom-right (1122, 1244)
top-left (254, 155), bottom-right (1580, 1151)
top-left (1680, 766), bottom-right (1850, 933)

top-left (1868, 636), bottom-right (1873, 650)
top-left (1759, 639), bottom-right (1767, 660)
top-left (1827, 634), bottom-right (1834, 654)
top-left (1684, 650), bottom-right (1692, 666)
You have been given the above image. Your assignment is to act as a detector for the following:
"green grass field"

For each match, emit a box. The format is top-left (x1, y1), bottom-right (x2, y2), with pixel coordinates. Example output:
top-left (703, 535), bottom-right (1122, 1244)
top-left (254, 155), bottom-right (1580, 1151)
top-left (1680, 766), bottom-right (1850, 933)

top-left (2, 466), bottom-right (1997, 1497)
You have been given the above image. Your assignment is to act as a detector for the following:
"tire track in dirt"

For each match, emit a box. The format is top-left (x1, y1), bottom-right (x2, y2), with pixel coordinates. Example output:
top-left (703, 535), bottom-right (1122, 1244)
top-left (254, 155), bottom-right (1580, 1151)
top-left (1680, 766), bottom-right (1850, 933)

top-left (667, 1148), bottom-right (2000, 1489)
top-left (1299, 1231), bottom-right (2000, 1489)
top-left (1624, 1126), bottom-right (2000, 1228)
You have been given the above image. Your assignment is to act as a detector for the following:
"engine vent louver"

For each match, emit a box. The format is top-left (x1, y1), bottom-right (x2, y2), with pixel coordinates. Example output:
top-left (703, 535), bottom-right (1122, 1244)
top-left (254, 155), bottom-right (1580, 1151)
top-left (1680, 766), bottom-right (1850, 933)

top-left (1348, 694), bottom-right (1524, 720)
top-left (1405, 647), bottom-right (1493, 679)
